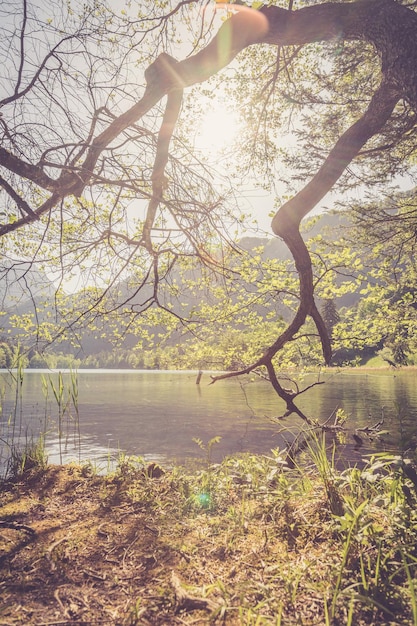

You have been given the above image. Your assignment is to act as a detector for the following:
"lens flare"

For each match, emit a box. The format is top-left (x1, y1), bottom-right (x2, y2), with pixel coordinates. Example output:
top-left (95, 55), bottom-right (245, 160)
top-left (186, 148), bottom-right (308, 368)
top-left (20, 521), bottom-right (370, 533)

top-left (195, 492), bottom-right (212, 508)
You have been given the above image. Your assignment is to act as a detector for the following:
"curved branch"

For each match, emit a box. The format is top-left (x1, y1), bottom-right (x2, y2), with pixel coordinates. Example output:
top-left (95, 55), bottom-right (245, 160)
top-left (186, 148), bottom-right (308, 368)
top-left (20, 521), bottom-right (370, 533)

top-left (0, 5), bottom-right (269, 235)
top-left (271, 80), bottom-right (400, 237)
top-left (2, 0), bottom-right (413, 236)
top-left (265, 360), bottom-right (316, 425)
top-left (209, 221), bottom-right (331, 418)
top-left (68, 6), bottom-right (269, 195)
top-left (310, 301), bottom-right (332, 364)
top-left (266, 80), bottom-right (399, 371)
top-left (264, 228), bottom-right (314, 356)
top-left (143, 82), bottom-right (183, 250)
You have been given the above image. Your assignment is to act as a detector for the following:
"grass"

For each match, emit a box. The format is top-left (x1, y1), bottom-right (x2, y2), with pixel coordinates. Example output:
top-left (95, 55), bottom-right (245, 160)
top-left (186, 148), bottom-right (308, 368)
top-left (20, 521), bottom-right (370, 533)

top-left (1, 438), bottom-right (417, 625)
top-left (5, 434), bottom-right (48, 478)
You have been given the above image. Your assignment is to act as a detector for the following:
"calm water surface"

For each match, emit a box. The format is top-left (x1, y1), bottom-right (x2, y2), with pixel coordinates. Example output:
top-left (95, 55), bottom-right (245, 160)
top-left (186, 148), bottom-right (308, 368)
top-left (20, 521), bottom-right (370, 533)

top-left (1, 368), bottom-right (416, 471)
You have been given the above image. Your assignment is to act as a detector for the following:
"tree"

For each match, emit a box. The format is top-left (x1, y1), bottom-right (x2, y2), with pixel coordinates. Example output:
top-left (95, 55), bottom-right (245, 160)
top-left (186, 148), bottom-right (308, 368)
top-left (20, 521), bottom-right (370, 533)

top-left (321, 299), bottom-right (340, 341)
top-left (336, 190), bottom-right (417, 365)
top-left (1, 0), bottom-right (417, 423)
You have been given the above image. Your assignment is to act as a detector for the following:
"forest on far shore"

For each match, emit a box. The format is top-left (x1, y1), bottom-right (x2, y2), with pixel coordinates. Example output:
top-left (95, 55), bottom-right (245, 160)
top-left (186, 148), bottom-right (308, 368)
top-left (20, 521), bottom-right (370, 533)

top-left (1, 204), bottom-right (416, 372)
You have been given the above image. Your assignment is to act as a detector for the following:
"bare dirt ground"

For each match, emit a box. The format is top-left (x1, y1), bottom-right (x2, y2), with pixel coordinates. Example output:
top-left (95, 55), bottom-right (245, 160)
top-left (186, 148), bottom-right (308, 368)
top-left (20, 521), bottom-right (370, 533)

top-left (1, 456), bottom-right (415, 625)
top-left (0, 463), bottom-right (212, 625)
top-left (0, 460), bottom-right (336, 625)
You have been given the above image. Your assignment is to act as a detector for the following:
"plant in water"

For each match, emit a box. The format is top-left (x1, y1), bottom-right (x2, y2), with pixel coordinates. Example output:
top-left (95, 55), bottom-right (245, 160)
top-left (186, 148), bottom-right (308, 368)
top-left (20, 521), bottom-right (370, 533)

top-left (42, 369), bottom-right (81, 464)
top-left (46, 371), bottom-right (66, 464)
top-left (0, 351), bottom-right (49, 478)
top-left (69, 369), bottom-right (81, 454)
top-left (8, 348), bottom-right (25, 442)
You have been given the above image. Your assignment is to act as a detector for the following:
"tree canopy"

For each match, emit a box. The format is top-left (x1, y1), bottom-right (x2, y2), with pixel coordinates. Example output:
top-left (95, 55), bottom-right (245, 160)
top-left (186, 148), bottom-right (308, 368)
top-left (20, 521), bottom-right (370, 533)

top-left (1, 0), bottom-right (416, 421)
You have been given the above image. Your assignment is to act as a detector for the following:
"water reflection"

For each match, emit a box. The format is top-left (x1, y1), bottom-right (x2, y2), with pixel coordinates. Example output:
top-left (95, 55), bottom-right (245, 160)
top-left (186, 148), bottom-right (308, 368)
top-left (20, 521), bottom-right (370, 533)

top-left (0, 368), bottom-right (416, 473)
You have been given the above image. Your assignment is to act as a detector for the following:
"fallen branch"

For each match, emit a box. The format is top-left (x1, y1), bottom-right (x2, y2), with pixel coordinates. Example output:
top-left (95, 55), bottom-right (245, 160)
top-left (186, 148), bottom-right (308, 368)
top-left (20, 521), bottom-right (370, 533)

top-left (171, 571), bottom-right (220, 613)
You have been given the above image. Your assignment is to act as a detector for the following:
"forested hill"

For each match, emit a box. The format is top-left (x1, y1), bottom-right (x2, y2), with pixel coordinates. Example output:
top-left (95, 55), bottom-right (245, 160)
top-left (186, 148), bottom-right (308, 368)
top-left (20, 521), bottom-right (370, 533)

top-left (238, 211), bottom-right (349, 261)
top-left (1, 211), bottom-right (358, 363)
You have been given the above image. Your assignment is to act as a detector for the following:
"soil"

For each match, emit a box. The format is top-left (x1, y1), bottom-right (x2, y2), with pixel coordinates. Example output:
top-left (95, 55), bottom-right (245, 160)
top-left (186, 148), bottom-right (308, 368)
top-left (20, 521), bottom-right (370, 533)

top-left (0, 463), bottom-right (205, 625)
top-left (0, 460), bottom-right (335, 626)
top-left (0, 457), bottom-right (414, 625)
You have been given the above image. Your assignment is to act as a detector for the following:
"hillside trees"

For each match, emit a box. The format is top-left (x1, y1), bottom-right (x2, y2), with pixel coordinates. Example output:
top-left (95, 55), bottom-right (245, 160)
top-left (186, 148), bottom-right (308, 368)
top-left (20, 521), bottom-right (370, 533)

top-left (1, 0), bottom-right (417, 421)
top-left (339, 192), bottom-right (417, 365)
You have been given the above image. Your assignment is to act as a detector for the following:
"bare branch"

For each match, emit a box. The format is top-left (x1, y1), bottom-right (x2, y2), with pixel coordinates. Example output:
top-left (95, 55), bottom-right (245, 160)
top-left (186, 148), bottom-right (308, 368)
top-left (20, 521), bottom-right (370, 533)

top-left (143, 79), bottom-right (183, 250)
top-left (0, 147), bottom-right (58, 191)
top-left (0, 174), bottom-right (39, 220)
top-left (14, 0), bottom-right (28, 97)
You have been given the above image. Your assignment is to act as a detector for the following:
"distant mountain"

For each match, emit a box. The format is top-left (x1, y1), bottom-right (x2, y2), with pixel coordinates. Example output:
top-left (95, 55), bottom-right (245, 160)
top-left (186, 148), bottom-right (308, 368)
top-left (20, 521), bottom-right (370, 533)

top-left (0, 261), bottom-right (56, 312)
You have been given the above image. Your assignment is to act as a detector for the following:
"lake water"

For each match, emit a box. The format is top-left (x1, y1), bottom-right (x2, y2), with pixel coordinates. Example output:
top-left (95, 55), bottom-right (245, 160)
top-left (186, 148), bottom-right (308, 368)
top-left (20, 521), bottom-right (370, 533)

top-left (1, 368), bottom-right (416, 473)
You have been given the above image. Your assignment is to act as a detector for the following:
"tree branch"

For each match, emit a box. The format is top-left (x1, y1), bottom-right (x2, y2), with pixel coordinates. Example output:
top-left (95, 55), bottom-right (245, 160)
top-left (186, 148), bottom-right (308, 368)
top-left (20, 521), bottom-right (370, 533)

top-left (143, 76), bottom-right (183, 250)
top-left (0, 147), bottom-right (58, 191)
top-left (271, 80), bottom-right (400, 237)
top-left (0, 175), bottom-right (39, 220)
top-left (15, 0), bottom-right (28, 97)
top-left (2, 0), bottom-right (414, 236)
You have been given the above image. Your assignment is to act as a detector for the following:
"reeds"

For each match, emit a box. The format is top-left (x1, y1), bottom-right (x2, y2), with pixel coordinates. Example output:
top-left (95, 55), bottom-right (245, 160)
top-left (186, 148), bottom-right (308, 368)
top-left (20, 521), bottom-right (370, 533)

top-left (1, 364), bottom-right (80, 477)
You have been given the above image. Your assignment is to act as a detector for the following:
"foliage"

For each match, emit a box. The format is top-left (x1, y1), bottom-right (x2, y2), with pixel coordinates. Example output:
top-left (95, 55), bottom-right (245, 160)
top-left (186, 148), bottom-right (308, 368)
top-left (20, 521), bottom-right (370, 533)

top-left (0, 341), bottom-right (14, 368)
top-left (329, 193), bottom-right (417, 366)
top-left (3, 204), bottom-right (417, 371)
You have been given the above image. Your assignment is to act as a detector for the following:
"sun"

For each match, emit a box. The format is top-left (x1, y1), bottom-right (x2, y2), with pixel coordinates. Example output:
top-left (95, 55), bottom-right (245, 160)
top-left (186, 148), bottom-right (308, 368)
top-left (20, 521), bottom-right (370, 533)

top-left (195, 103), bottom-right (242, 158)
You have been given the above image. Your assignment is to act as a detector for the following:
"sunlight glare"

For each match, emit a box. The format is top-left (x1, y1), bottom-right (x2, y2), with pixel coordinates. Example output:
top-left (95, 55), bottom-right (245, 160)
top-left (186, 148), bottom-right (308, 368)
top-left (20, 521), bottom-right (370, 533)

top-left (195, 104), bottom-right (241, 157)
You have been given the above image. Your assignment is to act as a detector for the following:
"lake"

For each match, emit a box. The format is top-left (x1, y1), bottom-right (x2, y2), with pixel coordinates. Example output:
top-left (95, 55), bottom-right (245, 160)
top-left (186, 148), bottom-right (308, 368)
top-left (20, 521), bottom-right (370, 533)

top-left (1, 368), bottom-right (416, 473)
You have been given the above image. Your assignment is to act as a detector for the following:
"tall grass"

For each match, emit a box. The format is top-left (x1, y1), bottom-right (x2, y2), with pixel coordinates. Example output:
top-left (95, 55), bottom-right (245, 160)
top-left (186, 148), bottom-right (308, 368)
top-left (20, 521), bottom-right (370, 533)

top-left (304, 432), bottom-right (417, 625)
top-left (0, 350), bottom-right (30, 477)
top-left (42, 369), bottom-right (81, 465)
top-left (1, 364), bottom-right (81, 477)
